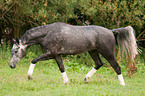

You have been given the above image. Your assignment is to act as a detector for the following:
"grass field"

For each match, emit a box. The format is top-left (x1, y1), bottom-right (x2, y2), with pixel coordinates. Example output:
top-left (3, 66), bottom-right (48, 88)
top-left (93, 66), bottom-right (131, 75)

top-left (0, 45), bottom-right (145, 96)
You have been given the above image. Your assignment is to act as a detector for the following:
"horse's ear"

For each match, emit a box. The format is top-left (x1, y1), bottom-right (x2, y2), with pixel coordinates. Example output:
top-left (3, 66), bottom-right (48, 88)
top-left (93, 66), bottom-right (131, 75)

top-left (12, 38), bottom-right (16, 42)
top-left (16, 38), bottom-right (19, 44)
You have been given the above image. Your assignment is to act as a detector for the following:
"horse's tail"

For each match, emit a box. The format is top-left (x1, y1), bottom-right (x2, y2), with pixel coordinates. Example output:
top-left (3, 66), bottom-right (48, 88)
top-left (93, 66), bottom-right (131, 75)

top-left (112, 26), bottom-right (138, 61)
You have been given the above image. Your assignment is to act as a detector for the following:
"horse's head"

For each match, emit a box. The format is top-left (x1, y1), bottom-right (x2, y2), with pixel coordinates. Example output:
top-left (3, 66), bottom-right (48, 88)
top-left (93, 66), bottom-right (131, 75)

top-left (9, 39), bottom-right (27, 68)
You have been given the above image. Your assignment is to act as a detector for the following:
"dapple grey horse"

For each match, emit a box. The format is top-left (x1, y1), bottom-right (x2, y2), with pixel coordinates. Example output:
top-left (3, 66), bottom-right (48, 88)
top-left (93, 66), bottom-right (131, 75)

top-left (9, 22), bottom-right (138, 86)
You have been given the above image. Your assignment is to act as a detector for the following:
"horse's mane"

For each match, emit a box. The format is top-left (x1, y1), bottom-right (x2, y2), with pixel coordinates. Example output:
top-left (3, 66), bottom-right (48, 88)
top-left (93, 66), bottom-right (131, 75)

top-left (20, 24), bottom-right (49, 44)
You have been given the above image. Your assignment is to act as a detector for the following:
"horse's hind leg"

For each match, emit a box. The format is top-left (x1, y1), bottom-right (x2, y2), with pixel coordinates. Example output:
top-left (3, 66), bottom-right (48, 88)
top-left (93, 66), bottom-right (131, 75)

top-left (85, 50), bottom-right (103, 82)
top-left (55, 55), bottom-right (69, 83)
top-left (100, 49), bottom-right (125, 86)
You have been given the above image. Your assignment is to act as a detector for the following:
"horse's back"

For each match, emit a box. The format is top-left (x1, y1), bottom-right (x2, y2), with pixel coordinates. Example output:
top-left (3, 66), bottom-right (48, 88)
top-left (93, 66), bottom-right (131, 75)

top-left (46, 23), bottom-right (115, 54)
top-left (37, 22), bottom-right (115, 55)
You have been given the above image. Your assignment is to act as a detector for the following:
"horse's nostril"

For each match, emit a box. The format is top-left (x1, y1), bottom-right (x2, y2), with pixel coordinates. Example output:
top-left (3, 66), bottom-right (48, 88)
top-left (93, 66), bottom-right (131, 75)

top-left (9, 65), bottom-right (15, 69)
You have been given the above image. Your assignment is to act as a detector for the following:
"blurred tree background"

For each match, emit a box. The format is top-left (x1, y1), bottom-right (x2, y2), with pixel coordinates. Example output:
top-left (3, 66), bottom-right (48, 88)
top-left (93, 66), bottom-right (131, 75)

top-left (0, 0), bottom-right (144, 47)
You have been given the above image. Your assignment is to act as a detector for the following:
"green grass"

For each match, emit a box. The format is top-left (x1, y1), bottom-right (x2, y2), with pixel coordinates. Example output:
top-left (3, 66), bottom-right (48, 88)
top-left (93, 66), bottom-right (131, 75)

top-left (0, 58), bottom-right (145, 96)
top-left (0, 45), bottom-right (145, 96)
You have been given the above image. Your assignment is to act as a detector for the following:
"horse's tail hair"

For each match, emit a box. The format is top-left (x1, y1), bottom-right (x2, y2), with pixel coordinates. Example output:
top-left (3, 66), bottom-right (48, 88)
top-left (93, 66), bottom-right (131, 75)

top-left (112, 26), bottom-right (138, 61)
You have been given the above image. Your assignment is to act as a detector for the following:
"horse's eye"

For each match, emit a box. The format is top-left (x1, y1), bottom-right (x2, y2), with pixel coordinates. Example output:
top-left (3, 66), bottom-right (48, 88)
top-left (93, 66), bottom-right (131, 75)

top-left (15, 50), bottom-right (18, 53)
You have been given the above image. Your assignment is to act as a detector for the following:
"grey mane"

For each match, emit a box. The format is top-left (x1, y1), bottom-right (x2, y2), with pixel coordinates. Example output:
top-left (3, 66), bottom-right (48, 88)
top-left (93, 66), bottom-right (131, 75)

top-left (20, 22), bottom-right (60, 44)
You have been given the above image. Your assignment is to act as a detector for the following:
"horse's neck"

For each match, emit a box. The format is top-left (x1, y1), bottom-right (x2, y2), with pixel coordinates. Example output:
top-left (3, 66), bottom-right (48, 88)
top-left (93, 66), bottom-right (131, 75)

top-left (20, 30), bottom-right (47, 46)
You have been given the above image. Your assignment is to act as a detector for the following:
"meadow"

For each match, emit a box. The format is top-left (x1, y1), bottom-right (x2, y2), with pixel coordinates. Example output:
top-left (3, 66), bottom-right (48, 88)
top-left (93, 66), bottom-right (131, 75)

top-left (0, 44), bottom-right (145, 96)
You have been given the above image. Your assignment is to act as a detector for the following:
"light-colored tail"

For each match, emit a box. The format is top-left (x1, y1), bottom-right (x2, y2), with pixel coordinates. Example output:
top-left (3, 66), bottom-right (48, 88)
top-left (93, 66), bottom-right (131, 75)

top-left (112, 26), bottom-right (138, 61)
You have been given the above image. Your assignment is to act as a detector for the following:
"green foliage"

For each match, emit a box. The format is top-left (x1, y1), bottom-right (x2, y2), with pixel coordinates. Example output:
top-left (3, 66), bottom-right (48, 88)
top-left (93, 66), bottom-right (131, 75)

top-left (139, 48), bottom-right (145, 65)
top-left (0, 42), bottom-right (11, 60)
top-left (80, 0), bottom-right (144, 28)
top-left (0, 0), bottom-right (144, 43)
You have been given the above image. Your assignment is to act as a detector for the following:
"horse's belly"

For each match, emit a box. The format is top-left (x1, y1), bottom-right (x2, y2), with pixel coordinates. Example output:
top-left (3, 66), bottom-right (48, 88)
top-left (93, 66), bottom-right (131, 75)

top-left (58, 43), bottom-right (96, 55)
top-left (59, 48), bottom-right (92, 55)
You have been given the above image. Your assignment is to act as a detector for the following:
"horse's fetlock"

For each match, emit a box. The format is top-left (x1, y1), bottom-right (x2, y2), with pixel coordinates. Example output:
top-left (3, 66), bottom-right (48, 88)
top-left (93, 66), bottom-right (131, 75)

top-left (31, 60), bottom-right (36, 64)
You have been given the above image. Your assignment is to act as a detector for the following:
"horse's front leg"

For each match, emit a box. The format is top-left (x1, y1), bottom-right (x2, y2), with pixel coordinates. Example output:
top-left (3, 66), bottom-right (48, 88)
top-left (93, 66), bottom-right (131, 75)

top-left (55, 55), bottom-right (69, 83)
top-left (28, 52), bottom-right (52, 80)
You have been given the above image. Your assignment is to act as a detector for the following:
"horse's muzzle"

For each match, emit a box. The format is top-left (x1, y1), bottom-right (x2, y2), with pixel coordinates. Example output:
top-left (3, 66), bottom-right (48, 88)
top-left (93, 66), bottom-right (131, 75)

top-left (9, 64), bottom-right (16, 69)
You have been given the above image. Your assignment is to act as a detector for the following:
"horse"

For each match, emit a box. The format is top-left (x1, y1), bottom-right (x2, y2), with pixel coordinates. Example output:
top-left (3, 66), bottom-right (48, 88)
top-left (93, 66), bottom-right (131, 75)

top-left (9, 22), bottom-right (138, 86)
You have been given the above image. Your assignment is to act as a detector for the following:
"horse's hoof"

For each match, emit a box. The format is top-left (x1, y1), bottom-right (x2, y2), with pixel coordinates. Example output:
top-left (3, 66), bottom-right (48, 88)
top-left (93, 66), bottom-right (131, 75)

top-left (84, 78), bottom-right (89, 83)
top-left (119, 83), bottom-right (125, 86)
top-left (28, 75), bottom-right (33, 80)
top-left (63, 80), bottom-right (69, 84)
